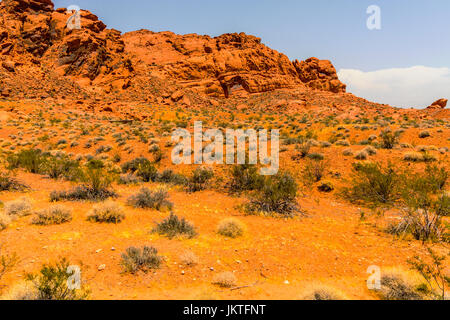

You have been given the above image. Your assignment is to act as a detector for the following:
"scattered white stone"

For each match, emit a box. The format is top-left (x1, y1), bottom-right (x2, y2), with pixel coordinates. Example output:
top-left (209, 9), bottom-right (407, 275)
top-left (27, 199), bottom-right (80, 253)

top-left (98, 264), bottom-right (106, 271)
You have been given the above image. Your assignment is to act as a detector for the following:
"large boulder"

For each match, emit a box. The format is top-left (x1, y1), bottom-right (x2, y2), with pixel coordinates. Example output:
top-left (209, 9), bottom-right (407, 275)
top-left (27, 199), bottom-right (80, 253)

top-left (427, 98), bottom-right (448, 109)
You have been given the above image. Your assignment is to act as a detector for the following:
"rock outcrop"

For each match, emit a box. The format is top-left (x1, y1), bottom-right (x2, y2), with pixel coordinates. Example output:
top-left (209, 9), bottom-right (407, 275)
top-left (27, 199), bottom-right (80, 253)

top-left (0, 0), bottom-right (347, 102)
top-left (427, 98), bottom-right (448, 109)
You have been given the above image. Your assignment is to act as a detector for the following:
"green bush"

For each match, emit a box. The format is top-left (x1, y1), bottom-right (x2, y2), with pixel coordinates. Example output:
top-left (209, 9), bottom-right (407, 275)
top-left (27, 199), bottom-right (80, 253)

top-left (228, 163), bottom-right (264, 193)
top-left (153, 213), bottom-right (197, 239)
top-left (121, 246), bottom-right (162, 274)
top-left (379, 129), bottom-right (400, 149)
top-left (7, 149), bottom-right (45, 174)
top-left (246, 171), bottom-right (299, 217)
top-left (343, 162), bottom-right (400, 206)
top-left (41, 156), bottom-right (80, 181)
top-left (25, 258), bottom-right (89, 300)
top-left (186, 167), bottom-right (214, 192)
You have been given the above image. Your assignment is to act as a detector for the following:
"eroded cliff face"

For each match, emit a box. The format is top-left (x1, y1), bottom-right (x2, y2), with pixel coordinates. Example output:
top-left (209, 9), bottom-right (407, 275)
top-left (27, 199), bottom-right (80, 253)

top-left (0, 0), bottom-right (346, 102)
top-left (123, 30), bottom-right (346, 98)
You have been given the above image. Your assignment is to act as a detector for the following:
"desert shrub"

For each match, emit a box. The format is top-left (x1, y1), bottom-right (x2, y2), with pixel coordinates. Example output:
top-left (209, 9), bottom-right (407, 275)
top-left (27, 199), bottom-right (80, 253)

top-left (179, 251), bottom-right (199, 266)
top-left (50, 185), bottom-right (117, 202)
top-left (343, 162), bottom-right (400, 206)
top-left (435, 194), bottom-right (449, 217)
top-left (303, 159), bottom-right (326, 184)
top-left (246, 171), bottom-right (299, 217)
top-left (403, 152), bottom-right (425, 162)
top-left (157, 169), bottom-right (188, 185)
top-left (217, 218), bottom-right (244, 238)
top-left (423, 165), bottom-right (448, 192)
top-left (25, 258), bottom-right (89, 300)
top-left (419, 131), bottom-right (431, 139)
top-left (379, 128), bottom-right (400, 149)
top-left (87, 201), bottom-right (125, 224)
top-left (121, 246), bottom-right (162, 274)
top-left (127, 187), bottom-right (173, 211)
top-left (318, 181), bottom-right (334, 193)
top-left (0, 213), bottom-right (11, 231)
top-left (354, 150), bottom-right (368, 160)
top-left (186, 167), bottom-right (214, 192)
top-left (363, 146), bottom-right (377, 156)
top-left (6, 149), bottom-right (45, 174)
top-left (295, 142), bottom-right (311, 158)
top-left (422, 152), bottom-right (438, 163)
top-left (135, 161), bottom-right (158, 182)
top-left (78, 161), bottom-right (115, 194)
top-left (153, 213), bottom-right (197, 239)
top-left (342, 148), bottom-right (354, 156)
top-left (387, 166), bottom-right (449, 242)
top-left (4, 198), bottom-right (32, 216)
top-left (335, 140), bottom-right (350, 147)
top-left (118, 173), bottom-right (140, 185)
top-left (0, 172), bottom-right (27, 191)
top-left (301, 285), bottom-right (347, 300)
top-left (32, 205), bottom-right (72, 226)
top-left (212, 272), bottom-right (237, 288)
top-left (121, 157), bottom-right (151, 173)
top-left (307, 152), bottom-right (325, 161)
top-left (41, 156), bottom-right (80, 181)
top-left (378, 271), bottom-right (423, 300)
top-left (51, 161), bottom-right (117, 201)
top-left (0, 246), bottom-right (18, 283)
top-left (228, 164), bottom-right (264, 194)
top-left (408, 247), bottom-right (449, 300)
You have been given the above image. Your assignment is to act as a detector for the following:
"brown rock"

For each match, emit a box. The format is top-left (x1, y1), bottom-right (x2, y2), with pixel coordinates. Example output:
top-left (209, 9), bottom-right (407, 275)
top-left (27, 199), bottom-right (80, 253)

top-left (2, 60), bottom-right (15, 72)
top-left (427, 98), bottom-right (448, 109)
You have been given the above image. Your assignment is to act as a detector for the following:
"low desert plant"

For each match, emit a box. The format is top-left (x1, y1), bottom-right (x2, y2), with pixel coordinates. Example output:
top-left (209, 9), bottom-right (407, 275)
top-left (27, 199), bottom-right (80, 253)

top-left (121, 246), bottom-right (162, 273)
top-left (186, 167), bottom-right (214, 192)
top-left (343, 162), bottom-right (400, 207)
top-left (153, 213), bottom-right (197, 239)
top-left (303, 159), bottom-right (326, 184)
top-left (32, 205), bottom-right (72, 226)
top-left (87, 201), bottom-right (125, 224)
top-left (179, 251), bottom-right (199, 267)
top-left (212, 272), bottom-right (237, 288)
top-left (407, 247), bottom-right (449, 300)
top-left (354, 150), bottom-right (368, 160)
top-left (379, 128), bottom-right (400, 149)
top-left (378, 270), bottom-right (423, 300)
top-left (228, 164), bottom-right (264, 193)
top-left (127, 187), bottom-right (173, 211)
top-left (4, 198), bottom-right (32, 216)
top-left (0, 213), bottom-right (11, 231)
top-left (245, 171), bottom-right (299, 217)
top-left (0, 246), bottom-right (18, 283)
top-left (0, 172), bottom-right (27, 191)
top-left (50, 185), bottom-right (117, 202)
top-left (25, 258), bottom-right (89, 300)
top-left (301, 285), bottom-right (348, 300)
top-left (217, 218), bottom-right (244, 238)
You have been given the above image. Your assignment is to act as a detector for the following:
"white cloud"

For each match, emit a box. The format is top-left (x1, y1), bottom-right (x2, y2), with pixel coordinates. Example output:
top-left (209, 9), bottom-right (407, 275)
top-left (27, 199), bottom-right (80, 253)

top-left (338, 66), bottom-right (450, 108)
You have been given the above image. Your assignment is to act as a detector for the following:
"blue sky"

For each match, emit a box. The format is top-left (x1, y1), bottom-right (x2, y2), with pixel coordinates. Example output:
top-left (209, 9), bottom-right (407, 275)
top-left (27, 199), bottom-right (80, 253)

top-left (53, 0), bottom-right (450, 108)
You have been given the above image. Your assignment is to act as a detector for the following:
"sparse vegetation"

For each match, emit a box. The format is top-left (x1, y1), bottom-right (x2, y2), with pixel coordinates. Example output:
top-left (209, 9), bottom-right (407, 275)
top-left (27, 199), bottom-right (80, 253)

top-left (127, 187), bottom-right (173, 211)
top-left (153, 213), bottom-right (197, 239)
top-left (121, 246), bottom-right (162, 274)
top-left (32, 205), bottom-right (72, 225)
top-left (217, 218), bottom-right (244, 238)
top-left (87, 201), bottom-right (125, 224)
